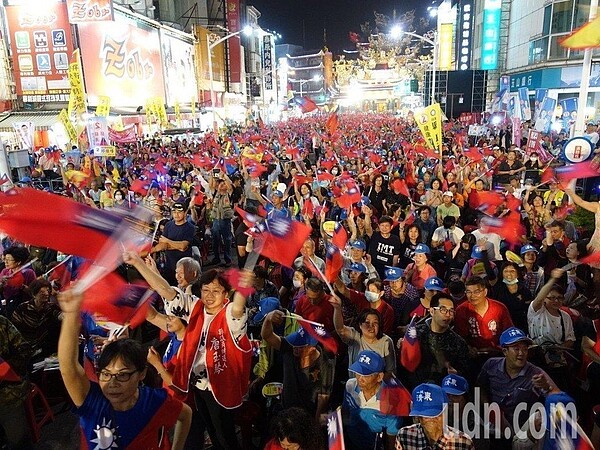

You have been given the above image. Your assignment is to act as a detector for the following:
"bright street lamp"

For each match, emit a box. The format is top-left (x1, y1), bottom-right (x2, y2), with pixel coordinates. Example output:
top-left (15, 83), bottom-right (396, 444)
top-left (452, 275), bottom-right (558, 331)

top-left (292, 74), bottom-right (322, 98)
top-left (390, 26), bottom-right (438, 105)
top-left (207, 25), bottom-right (254, 133)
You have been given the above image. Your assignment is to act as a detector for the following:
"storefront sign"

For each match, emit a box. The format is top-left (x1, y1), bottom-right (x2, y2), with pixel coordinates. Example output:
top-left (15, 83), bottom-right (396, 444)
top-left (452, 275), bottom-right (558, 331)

top-left (439, 23), bottom-right (453, 71)
top-left (5, 2), bottom-right (74, 102)
top-left (263, 35), bottom-right (273, 90)
top-left (78, 15), bottom-right (165, 107)
top-left (225, 0), bottom-right (241, 84)
top-left (481, 0), bottom-right (501, 70)
top-left (66, 0), bottom-right (114, 23)
top-left (160, 29), bottom-right (197, 106)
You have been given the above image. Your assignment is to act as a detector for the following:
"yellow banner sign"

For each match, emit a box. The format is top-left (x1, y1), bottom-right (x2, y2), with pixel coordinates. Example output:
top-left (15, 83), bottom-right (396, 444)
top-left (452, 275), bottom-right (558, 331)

top-left (96, 95), bottom-right (111, 117)
top-left (174, 101), bottom-right (181, 126)
top-left (113, 115), bottom-right (124, 131)
top-left (416, 103), bottom-right (443, 153)
top-left (439, 23), bottom-right (454, 71)
top-left (59, 109), bottom-right (77, 142)
top-left (153, 97), bottom-right (168, 128)
top-left (67, 49), bottom-right (86, 116)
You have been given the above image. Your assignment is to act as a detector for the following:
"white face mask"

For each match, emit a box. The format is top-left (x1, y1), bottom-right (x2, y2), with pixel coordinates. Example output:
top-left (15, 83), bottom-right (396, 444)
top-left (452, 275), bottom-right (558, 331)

top-left (503, 278), bottom-right (519, 286)
top-left (292, 279), bottom-right (303, 289)
top-left (530, 157), bottom-right (538, 162)
top-left (365, 291), bottom-right (380, 303)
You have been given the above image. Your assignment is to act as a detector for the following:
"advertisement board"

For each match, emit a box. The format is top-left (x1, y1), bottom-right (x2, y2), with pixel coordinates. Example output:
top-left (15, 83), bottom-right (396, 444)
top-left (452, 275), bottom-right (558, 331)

top-left (481, 0), bottom-right (501, 70)
top-left (263, 35), bottom-right (273, 90)
top-left (5, 2), bottom-right (74, 102)
top-left (226, 0), bottom-right (241, 84)
top-left (78, 13), bottom-right (165, 107)
top-left (438, 23), bottom-right (453, 71)
top-left (66, 0), bottom-right (114, 23)
top-left (160, 30), bottom-right (198, 105)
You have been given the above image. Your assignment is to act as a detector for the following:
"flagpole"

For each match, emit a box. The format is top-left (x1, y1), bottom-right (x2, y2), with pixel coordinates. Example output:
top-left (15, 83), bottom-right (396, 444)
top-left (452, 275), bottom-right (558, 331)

top-left (573, 0), bottom-right (598, 137)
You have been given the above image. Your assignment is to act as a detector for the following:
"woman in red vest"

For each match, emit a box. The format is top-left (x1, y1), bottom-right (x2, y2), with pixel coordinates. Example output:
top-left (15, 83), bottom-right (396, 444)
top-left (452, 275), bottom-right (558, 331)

top-left (171, 268), bottom-right (254, 450)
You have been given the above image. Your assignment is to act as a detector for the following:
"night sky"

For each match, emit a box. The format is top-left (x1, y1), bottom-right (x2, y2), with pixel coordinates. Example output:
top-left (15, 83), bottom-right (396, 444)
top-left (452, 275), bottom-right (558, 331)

top-left (248, 0), bottom-right (435, 55)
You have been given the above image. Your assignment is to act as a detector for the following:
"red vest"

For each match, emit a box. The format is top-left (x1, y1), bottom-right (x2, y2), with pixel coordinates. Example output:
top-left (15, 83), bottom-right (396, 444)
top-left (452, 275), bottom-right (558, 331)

top-left (171, 301), bottom-right (252, 409)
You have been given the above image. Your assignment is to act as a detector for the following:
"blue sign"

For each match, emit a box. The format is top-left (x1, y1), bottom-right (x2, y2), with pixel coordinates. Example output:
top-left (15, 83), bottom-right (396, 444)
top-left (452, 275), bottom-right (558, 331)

top-left (481, 0), bottom-right (501, 70)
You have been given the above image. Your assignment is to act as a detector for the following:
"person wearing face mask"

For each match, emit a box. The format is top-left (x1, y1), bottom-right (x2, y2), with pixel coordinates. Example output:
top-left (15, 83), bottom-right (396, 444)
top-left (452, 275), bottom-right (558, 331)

top-left (489, 262), bottom-right (533, 331)
top-left (524, 152), bottom-right (542, 185)
top-left (113, 189), bottom-right (127, 209)
top-left (334, 275), bottom-right (395, 336)
top-left (330, 295), bottom-right (396, 380)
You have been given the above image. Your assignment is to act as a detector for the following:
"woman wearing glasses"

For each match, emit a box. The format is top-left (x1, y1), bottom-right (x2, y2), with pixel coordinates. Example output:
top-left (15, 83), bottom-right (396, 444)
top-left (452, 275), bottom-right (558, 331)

top-left (57, 289), bottom-right (192, 450)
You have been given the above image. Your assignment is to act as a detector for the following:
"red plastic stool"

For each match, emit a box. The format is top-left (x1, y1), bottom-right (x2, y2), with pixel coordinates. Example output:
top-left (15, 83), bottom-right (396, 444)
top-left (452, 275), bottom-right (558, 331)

top-left (24, 382), bottom-right (55, 443)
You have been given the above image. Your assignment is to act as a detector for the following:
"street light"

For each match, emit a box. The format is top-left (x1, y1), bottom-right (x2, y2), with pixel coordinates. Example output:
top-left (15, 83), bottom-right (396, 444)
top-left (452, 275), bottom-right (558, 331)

top-left (295, 74), bottom-right (323, 97)
top-left (390, 26), bottom-right (438, 105)
top-left (207, 25), bottom-right (253, 133)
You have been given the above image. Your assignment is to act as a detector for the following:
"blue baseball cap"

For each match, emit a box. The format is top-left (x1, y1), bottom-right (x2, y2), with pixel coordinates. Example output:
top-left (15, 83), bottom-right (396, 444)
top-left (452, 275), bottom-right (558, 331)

top-left (349, 239), bottom-right (366, 251)
top-left (409, 383), bottom-right (448, 418)
top-left (424, 276), bottom-right (445, 292)
top-left (347, 262), bottom-right (367, 273)
top-left (349, 350), bottom-right (384, 375)
top-left (285, 327), bottom-right (318, 347)
top-left (414, 243), bottom-right (430, 255)
top-left (520, 244), bottom-right (539, 255)
top-left (252, 297), bottom-right (281, 323)
top-left (471, 246), bottom-right (485, 259)
top-left (358, 195), bottom-right (371, 207)
top-left (499, 327), bottom-right (533, 347)
top-left (19, 176), bottom-right (31, 183)
top-left (384, 266), bottom-right (404, 281)
top-left (442, 374), bottom-right (469, 396)
top-left (272, 190), bottom-right (284, 198)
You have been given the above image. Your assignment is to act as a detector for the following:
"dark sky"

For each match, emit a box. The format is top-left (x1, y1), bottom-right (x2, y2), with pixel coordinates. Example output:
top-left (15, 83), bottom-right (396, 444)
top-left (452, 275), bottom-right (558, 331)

top-left (248, 0), bottom-right (433, 55)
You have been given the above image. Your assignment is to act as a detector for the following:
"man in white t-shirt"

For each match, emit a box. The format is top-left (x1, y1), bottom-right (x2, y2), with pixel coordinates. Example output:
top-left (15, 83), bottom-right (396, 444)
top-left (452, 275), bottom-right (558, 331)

top-left (584, 122), bottom-right (599, 146)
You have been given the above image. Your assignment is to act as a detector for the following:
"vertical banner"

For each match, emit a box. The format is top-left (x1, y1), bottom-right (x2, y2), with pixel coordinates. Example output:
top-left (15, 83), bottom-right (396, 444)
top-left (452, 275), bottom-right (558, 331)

top-left (5, 3), bottom-right (73, 102)
top-left (113, 115), bottom-right (124, 131)
top-left (416, 103), bottom-right (443, 153)
top-left (153, 97), bottom-right (168, 128)
top-left (481, 0), bottom-right (502, 70)
top-left (174, 101), bottom-right (181, 126)
top-left (526, 129), bottom-right (543, 154)
top-left (518, 87), bottom-right (531, 121)
top-left (534, 97), bottom-right (556, 133)
top-left (507, 93), bottom-right (522, 120)
top-left (225, 0), bottom-right (241, 84)
top-left (533, 88), bottom-right (548, 122)
top-left (160, 29), bottom-right (198, 107)
top-left (66, 0), bottom-right (114, 23)
top-left (67, 49), bottom-right (86, 117)
top-left (263, 35), bottom-right (273, 90)
top-left (13, 122), bottom-right (34, 150)
top-left (59, 109), bottom-right (77, 143)
top-left (438, 23), bottom-right (454, 71)
top-left (191, 96), bottom-right (196, 125)
top-left (95, 95), bottom-right (111, 117)
top-left (511, 117), bottom-right (522, 146)
top-left (559, 97), bottom-right (578, 130)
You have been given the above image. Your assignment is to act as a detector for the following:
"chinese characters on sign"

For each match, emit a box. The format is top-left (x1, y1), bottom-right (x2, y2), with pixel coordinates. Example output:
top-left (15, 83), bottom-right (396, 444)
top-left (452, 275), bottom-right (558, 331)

top-left (66, 0), bottom-right (114, 23)
top-left (416, 103), bottom-right (443, 153)
top-left (263, 35), bottom-right (273, 90)
top-left (5, 3), bottom-right (74, 102)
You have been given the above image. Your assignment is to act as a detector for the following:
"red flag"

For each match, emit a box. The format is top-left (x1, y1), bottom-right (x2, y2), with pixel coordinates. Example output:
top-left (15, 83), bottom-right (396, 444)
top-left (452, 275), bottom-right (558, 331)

top-left (480, 214), bottom-right (525, 245)
top-left (130, 178), bottom-right (150, 196)
top-left (400, 316), bottom-right (421, 372)
top-left (336, 183), bottom-right (361, 209)
top-left (0, 357), bottom-right (21, 382)
top-left (293, 96), bottom-right (318, 114)
top-left (293, 174), bottom-right (313, 186)
top-left (254, 217), bottom-right (312, 267)
top-left (332, 222), bottom-right (348, 250)
top-left (326, 409), bottom-right (345, 450)
top-left (82, 272), bottom-right (156, 328)
top-left (472, 190), bottom-right (505, 214)
top-left (326, 112), bottom-right (339, 136)
top-left (245, 159), bottom-right (267, 178)
top-left (380, 379), bottom-right (412, 417)
top-left (555, 161), bottom-right (600, 183)
top-left (295, 316), bottom-right (338, 354)
top-left (302, 198), bottom-right (315, 218)
top-left (235, 206), bottom-right (262, 228)
top-left (0, 188), bottom-right (150, 260)
top-left (540, 166), bottom-right (556, 184)
top-left (325, 244), bottom-right (344, 283)
top-left (391, 179), bottom-right (410, 198)
top-left (223, 268), bottom-right (256, 298)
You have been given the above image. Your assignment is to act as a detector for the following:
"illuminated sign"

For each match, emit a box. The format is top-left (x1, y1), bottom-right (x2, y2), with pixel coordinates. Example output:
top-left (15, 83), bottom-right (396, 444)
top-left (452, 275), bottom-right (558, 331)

top-left (263, 35), bottom-right (273, 90)
top-left (457, 0), bottom-right (474, 70)
top-left (439, 23), bottom-right (453, 71)
top-left (481, 0), bottom-right (501, 70)
top-left (160, 29), bottom-right (198, 105)
top-left (66, 0), bottom-right (114, 23)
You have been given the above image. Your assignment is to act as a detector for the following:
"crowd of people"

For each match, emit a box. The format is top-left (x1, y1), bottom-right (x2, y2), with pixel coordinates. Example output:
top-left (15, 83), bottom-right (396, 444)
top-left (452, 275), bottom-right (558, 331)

top-left (1, 112), bottom-right (600, 449)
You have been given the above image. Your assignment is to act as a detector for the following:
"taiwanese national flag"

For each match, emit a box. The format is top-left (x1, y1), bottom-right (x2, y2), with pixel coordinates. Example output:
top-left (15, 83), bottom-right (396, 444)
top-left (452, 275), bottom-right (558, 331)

top-left (555, 161), bottom-right (600, 183)
top-left (480, 214), bottom-right (525, 245)
top-left (379, 378), bottom-right (412, 417)
top-left (293, 96), bottom-right (318, 114)
top-left (0, 188), bottom-right (151, 260)
top-left (540, 166), bottom-right (556, 185)
top-left (325, 243), bottom-right (344, 283)
top-left (223, 268), bottom-right (256, 298)
top-left (245, 159), bottom-right (268, 178)
top-left (235, 205), bottom-right (263, 228)
top-left (0, 357), bottom-right (21, 382)
top-left (130, 178), bottom-right (151, 196)
top-left (400, 315), bottom-right (421, 372)
top-left (326, 408), bottom-right (345, 450)
top-left (472, 190), bottom-right (506, 215)
top-left (463, 147), bottom-right (484, 163)
top-left (253, 216), bottom-right (312, 267)
top-left (295, 316), bottom-right (338, 354)
top-left (47, 255), bottom-right (87, 288)
top-left (543, 394), bottom-right (594, 450)
top-left (332, 222), bottom-right (348, 250)
top-left (336, 183), bottom-right (361, 209)
top-left (82, 272), bottom-right (157, 328)
top-left (326, 112), bottom-right (339, 136)
top-left (302, 198), bottom-right (315, 218)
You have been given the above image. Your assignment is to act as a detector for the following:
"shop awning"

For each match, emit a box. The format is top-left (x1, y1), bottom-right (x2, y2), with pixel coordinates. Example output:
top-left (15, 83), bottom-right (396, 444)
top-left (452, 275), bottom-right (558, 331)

top-left (0, 111), bottom-right (60, 132)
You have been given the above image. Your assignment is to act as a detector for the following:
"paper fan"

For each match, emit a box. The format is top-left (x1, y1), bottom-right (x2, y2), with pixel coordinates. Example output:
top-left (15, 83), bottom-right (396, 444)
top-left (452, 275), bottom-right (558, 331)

top-left (505, 250), bottom-right (524, 266)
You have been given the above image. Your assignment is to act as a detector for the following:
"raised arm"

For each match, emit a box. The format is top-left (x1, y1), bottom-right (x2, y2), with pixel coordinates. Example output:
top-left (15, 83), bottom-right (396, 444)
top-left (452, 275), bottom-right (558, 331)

top-left (329, 294), bottom-right (352, 340)
top-left (57, 289), bottom-right (90, 407)
top-left (123, 251), bottom-right (178, 301)
top-left (565, 187), bottom-right (599, 213)
top-left (231, 269), bottom-right (254, 319)
top-left (531, 268), bottom-right (563, 312)
top-left (261, 310), bottom-right (283, 350)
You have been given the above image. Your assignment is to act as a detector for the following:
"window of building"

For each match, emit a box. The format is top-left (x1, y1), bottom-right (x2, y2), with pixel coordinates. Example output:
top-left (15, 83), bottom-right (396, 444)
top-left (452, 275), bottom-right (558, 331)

top-left (529, 37), bottom-right (548, 64)
top-left (574, 0), bottom-right (591, 28)
top-left (551, 0), bottom-right (573, 34)
top-left (543, 5), bottom-right (552, 35)
top-left (549, 34), bottom-right (569, 59)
